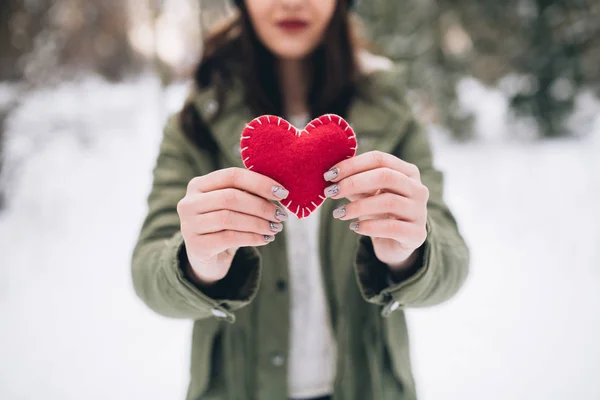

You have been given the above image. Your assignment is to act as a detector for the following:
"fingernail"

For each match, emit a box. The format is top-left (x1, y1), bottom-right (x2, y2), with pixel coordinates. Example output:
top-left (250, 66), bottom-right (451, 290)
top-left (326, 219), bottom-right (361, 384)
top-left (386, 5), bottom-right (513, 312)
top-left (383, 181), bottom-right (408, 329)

top-left (324, 184), bottom-right (339, 198)
top-left (269, 222), bottom-right (283, 232)
top-left (350, 222), bottom-right (359, 231)
top-left (275, 208), bottom-right (288, 221)
top-left (264, 235), bottom-right (275, 242)
top-left (333, 206), bottom-right (346, 219)
top-left (323, 167), bottom-right (339, 181)
top-left (272, 186), bottom-right (289, 199)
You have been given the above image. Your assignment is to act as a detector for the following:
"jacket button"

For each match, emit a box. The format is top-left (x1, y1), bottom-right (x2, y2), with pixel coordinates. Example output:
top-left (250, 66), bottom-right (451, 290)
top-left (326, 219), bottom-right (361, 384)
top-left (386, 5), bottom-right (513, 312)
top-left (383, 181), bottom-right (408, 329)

top-left (211, 308), bottom-right (228, 319)
top-left (380, 297), bottom-right (402, 318)
top-left (203, 99), bottom-right (218, 116)
top-left (276, 279), bottom-right (287, 292)
top-left (270, 352), bottom-right (285, 367)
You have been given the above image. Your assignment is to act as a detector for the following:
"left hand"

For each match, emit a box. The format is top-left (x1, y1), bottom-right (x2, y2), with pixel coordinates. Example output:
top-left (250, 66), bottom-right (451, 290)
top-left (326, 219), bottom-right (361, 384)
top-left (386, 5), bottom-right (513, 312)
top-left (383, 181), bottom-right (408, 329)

top-left (323, 151), bottom-right (429, 273)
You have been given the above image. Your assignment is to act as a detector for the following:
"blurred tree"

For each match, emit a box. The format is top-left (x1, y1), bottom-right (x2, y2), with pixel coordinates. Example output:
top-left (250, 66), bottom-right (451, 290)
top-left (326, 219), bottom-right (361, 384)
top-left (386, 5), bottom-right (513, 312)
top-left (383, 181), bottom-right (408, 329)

top-left (57, 0), bottom-right (142, 81)
top-left (443, 0), bottom-right (600, 137)
top-left (1, 0), bottom-right (142, 84)
top-left (357, 0), bottom-right (600, 139)
top-left (355, 0), bottom-right (475, 140)
top-left (0, 0), bottom-right (47, 81)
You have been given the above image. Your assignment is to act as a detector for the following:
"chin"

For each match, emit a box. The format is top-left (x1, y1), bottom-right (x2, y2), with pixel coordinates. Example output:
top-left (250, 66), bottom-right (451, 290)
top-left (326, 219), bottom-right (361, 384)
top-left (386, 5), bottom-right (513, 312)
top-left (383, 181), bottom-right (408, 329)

top-left (267, 38), bottom-right (317, 61)
top-left (276, 52), bottom-right (309, 60)
top-left (272, 46), bottom-right (314, 61)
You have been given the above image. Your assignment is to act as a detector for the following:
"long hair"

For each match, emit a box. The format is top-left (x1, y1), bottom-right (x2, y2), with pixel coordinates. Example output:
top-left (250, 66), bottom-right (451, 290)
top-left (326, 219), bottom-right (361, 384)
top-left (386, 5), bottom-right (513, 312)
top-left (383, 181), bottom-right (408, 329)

top-left (179, 0), bottom-right (362, 153)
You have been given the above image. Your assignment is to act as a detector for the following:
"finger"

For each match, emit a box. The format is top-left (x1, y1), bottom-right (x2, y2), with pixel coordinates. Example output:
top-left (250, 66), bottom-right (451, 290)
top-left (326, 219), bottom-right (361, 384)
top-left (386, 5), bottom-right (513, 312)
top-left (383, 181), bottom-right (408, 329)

top-left (324, 151), bottom-right (420, 183)
top-left (325, 168), bottom-right (425, 200)
top-left (187, 210), bottom-right (283, 236)
top-left (332, 193), bottom-right (423, 223)
top-left (191, 230), bottom-right (275, 257)
top-left (177, 189), bottom-right (288, 222)
top-left (187, 167), bottom-right (290, 201)
top-left (349, 219), bottom-right (427, 246)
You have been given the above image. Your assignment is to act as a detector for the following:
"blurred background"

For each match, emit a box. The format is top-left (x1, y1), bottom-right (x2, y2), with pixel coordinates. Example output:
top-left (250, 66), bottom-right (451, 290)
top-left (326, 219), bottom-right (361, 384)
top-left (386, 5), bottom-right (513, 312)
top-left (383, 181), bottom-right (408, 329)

top-left (0, 0), bottom-right (599, 399)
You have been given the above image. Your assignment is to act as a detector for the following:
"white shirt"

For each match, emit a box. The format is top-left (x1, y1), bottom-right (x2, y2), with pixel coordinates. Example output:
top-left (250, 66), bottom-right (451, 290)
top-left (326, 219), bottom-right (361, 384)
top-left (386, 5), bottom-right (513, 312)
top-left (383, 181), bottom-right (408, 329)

top-left (282, 52), bottom-right (393, 398)
top-left (285, 114), bottom-right (337, 398)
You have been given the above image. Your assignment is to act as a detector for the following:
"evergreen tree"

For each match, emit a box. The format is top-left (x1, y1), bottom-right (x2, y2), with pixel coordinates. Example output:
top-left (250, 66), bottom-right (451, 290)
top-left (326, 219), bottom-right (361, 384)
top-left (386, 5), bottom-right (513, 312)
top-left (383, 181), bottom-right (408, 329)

top-left (356, 0), bottom-right (600, 138)
top-left (355, 0), bottom-right (475, 139)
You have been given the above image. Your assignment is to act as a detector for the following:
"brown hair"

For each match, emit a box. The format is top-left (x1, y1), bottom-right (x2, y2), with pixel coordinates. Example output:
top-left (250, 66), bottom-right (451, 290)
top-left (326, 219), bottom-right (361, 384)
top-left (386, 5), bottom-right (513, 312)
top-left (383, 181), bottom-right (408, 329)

top-left (179, 0), bottom-right (362, 153)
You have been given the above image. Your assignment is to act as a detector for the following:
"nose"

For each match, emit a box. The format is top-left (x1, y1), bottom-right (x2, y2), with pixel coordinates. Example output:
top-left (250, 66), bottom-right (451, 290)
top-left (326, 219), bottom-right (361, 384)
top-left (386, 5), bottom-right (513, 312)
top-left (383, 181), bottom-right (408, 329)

top-left (279, 0), bottom-right (304, 10)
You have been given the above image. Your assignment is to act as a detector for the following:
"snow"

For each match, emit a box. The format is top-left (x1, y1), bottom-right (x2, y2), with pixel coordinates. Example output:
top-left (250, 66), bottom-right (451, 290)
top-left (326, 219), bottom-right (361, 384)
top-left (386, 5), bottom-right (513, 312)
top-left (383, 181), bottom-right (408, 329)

top-left (0, 75), bottom-right (191, 400)
top-left (0, 83), bottom-right (21, 110)
top-left (410, 138), bottom-right (600, 400)
top-left (0, 75), bottom-right (599, 400)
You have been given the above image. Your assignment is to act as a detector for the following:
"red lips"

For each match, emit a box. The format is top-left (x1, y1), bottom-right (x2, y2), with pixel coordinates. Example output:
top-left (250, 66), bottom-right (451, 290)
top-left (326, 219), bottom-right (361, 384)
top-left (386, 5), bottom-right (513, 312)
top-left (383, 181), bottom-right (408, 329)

top-left (277, 19), bottom-right (308, 32)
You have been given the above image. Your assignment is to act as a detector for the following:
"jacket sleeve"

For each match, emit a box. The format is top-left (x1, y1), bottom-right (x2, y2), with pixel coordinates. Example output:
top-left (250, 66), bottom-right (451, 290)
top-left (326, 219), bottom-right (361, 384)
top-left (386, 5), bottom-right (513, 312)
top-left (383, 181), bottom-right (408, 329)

top-left (354, 119), bottom-right (470, 315)
top-left (130, 114), bottom-right (261, 322)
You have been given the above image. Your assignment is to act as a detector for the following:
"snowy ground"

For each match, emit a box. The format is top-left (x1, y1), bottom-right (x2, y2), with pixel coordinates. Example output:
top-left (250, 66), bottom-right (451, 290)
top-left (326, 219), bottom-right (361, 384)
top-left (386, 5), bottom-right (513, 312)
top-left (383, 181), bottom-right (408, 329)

top-left (0, 75), bottom-right (599, 400)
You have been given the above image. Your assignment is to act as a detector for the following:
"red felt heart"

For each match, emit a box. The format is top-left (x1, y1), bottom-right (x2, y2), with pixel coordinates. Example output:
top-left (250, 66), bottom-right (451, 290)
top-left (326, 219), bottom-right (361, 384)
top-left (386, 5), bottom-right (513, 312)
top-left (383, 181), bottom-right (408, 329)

top-left (240, 114), bottom-right (357, 219)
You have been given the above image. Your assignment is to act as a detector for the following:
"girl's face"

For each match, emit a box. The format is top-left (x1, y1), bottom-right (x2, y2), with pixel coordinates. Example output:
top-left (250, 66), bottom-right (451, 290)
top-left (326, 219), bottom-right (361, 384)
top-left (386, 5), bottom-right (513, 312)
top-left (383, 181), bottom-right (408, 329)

top-left (245, 0), bottom-right (337, 60)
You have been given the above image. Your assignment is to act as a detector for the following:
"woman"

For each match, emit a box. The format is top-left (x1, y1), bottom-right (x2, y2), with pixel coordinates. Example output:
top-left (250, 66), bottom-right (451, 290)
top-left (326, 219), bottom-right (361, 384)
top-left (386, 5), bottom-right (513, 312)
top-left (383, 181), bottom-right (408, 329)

top-left (131, 0), bottom-right (469, 399)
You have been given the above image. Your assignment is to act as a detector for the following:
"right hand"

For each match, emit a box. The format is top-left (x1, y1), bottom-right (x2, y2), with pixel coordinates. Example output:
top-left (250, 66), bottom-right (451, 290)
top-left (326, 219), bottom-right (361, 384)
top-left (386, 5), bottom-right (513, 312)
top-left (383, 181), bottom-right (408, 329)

top-left (177, 167), bottom-right (289, 285)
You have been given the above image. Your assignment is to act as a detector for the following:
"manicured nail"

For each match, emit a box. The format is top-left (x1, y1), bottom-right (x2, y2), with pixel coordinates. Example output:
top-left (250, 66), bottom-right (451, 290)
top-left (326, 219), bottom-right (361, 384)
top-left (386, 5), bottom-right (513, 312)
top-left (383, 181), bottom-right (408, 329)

top-left (269, 222), bottom-right (283, 232)
top-left (264, 235), bottom-right (275, 242)
top-left (324, 184), bottom-right (339, 198)
top-left (323, 168), bottom-right (339, 181)
top-left (350, 222), bottom-right (359, 231)
top-left (272, 186), bottom-right (289, 199)
top-left (275, 208), bottom-right (288, 221)
top-left (333, 206), bottom-right (346, 219)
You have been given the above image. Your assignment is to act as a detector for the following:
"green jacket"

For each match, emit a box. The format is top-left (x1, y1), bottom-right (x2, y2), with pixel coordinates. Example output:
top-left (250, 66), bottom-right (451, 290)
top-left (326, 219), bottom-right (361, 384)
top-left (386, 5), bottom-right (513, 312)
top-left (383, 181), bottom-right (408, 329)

top-left (131, 64), bottom-right (469, 400)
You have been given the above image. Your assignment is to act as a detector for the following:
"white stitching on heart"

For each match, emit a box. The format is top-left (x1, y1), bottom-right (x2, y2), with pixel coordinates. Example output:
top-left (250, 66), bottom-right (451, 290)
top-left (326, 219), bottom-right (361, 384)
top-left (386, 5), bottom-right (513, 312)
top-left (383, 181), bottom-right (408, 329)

top-left (242, 114), bottom-right (356, 218)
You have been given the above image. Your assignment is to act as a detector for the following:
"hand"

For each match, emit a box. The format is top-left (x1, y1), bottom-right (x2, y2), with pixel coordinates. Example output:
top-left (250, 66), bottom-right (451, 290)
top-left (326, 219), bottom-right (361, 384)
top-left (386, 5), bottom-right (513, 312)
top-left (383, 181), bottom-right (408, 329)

top-left (322, 151), bottom-right (429, 273)
top-left (177, 168), bottom-right (289, 285)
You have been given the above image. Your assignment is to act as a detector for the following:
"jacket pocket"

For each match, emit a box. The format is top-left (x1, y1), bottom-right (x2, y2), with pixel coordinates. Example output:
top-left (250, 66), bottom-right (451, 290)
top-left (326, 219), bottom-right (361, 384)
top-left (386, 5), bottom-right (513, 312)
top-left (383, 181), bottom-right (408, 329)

top-left (187, 318), bottom-right (222, 400)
